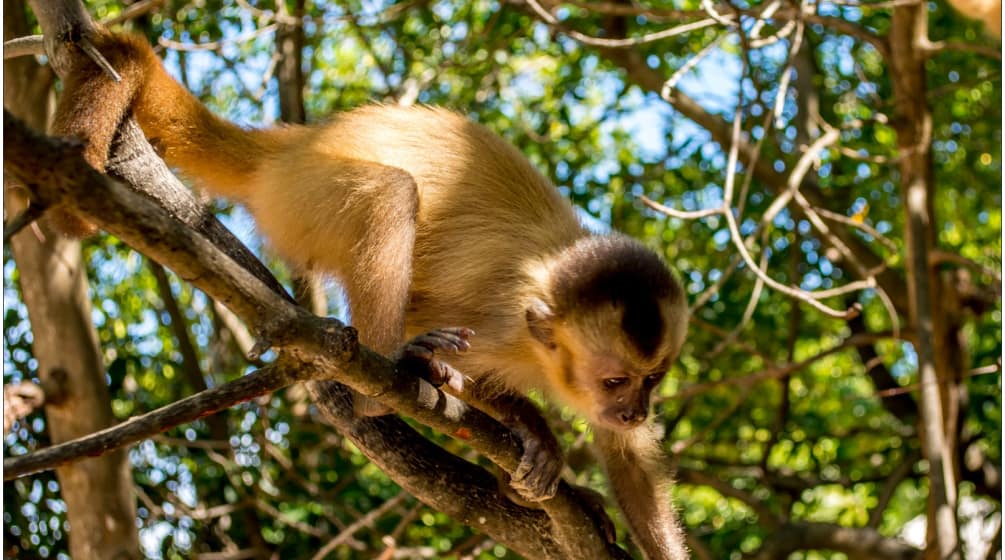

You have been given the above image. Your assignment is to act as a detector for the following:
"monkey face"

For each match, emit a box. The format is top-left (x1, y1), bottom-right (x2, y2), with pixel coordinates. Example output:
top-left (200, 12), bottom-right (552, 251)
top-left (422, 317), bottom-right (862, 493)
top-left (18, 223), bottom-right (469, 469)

top-left (526, 296), bottom-right (685, 432)
top-left (566, 349), bottom-right (671, 431)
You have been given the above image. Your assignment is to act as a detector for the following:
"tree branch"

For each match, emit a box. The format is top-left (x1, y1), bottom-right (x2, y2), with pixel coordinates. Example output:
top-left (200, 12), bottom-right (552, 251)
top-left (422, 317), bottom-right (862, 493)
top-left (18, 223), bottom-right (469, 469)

top-left (3, 362), bottom-right (298, 479)
top-left (750, 521), bottom-right (923, 560)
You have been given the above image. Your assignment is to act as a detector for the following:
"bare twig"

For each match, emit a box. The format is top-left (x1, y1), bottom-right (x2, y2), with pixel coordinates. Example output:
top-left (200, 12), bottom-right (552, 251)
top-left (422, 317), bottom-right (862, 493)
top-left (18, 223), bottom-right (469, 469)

top-left (525, 0), bottom-right (726, 47)
top-left (77, 36), bottom-right (122, 81)
top-left (311, 493), bottom-right (409, 560)
top-left (661, 34), bottom-right (727, 99)
top-left (102, 0), bottom-right (165, 25)
top-left (3, 202), bottom-right (47, 242)
top-left (159, 23), bottom-right (279, 52)
top-left (875, 362), bottom-right (1002, 398)
top-left (720, 83), bottom-right (858, 319)
top-left (867, 455), bottom-right (919, 527)
top-left (930, 250), bottom-right (1003, 285)
top-left (815, 206), bottom-right (900, 254)
top-left (674, 331), bottom-right (904, 400)
top-left (708, 230), bottom-right (770, 359)
top-left (4, 363), bottom-right (298, 479)
top-left (3, 35), bottom-right (44, 58)
top-left (923, 39), bottom-right (1003, 60)
top-left (640, 195), bottom-right (723, 220)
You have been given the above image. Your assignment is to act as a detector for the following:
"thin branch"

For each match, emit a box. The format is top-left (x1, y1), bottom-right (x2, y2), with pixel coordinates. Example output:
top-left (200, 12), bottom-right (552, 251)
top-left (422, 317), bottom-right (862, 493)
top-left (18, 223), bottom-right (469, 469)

top-left (874, 362), bottom-right (1002, 398)
top-left (670, 390), bottom-right (750, 454)
top-left (101, 0), bottom-right (165, 25)
top-left (639, 195), bottom-right (723, 220)
top-left (212, 300), bottom-right (261, 364)
top-left (750, 521), bottom-right (922, 559)
top-left (525, 0), bottom-right (727, 47)
top-left (3, 363), bottom-right (298, 479)
top-left (923, 39), bottom-right (1003, 60)
top-left (678, 468), bottom-right (781, 527)
top-left (720, 92), bottom-right (859, 319)
top-left (815, 206), bottom-right (900, 254)
top-left (159, 23), bottom-right (279, 52)
top-left (868, 454), bottom-right (918, 527)
top-left (562, 0), bottom-right (709, 20)
top-left (311, 493), bottom-right (409, 560)
top-left (3, 202), bottom-right (47, 242)
top-left (707, 230), bottom-right (770, 359)
top-left (930, 249), bottom-right (1003, 285)
top-left (675, 331), bottom-right (905, 400)
top-left (661, 34), bottom-right (727, 99)
top-left (3, 35), bottom-right (44, 59)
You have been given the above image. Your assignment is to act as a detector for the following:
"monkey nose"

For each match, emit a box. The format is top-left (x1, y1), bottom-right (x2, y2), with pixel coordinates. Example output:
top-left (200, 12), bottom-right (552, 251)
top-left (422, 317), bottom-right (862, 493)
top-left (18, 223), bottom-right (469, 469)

top-left (618, 410), bottom-right (645, 426)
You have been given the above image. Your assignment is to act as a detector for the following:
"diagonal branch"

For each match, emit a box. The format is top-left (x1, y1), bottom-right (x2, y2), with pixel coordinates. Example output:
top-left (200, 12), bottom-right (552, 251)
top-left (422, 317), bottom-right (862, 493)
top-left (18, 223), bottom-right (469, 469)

top-left (3, 362), bottom-right (298, 479)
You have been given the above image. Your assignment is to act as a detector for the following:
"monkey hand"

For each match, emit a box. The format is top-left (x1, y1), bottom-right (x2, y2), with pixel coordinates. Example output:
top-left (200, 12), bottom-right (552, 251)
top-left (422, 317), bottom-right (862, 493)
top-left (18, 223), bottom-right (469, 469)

top-left (509, 423), bottom-right (563, 503)
top-left (393, 327), bottom-right (474, 392)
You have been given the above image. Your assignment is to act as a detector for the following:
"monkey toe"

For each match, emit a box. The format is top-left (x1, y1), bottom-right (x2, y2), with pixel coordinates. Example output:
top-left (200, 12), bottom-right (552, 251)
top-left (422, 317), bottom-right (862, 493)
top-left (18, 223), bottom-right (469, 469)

top-left (395, 328), bottom-right (474, 391)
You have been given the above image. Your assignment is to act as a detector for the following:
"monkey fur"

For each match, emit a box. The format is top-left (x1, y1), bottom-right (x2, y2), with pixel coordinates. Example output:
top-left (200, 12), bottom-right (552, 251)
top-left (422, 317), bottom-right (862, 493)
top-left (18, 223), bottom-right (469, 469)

top-left (53, 30), bottom-right (691, 560)
top-left (947, 0), bottom-right (1001, 37)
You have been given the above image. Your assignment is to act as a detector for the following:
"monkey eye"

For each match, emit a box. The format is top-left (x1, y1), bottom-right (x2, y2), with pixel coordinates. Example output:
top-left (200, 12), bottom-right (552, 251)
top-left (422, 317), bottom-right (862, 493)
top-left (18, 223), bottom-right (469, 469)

top-left (644, 372), bottom-right (665, 386)
top-left (603, 377), bottom-right (629, 389)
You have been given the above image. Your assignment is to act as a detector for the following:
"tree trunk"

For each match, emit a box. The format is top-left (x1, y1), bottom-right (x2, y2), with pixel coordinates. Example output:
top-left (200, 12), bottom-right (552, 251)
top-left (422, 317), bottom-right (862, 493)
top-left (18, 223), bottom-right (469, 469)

top-left (888, 4), bottom-right (962, 559)
top-left (3, 2), bottom-right (140, 558)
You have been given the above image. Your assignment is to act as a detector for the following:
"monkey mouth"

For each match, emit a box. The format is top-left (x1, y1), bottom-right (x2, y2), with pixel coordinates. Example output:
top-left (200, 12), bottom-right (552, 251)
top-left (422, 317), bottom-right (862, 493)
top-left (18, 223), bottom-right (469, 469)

top-left (596, 410), bottom-right (647, 431)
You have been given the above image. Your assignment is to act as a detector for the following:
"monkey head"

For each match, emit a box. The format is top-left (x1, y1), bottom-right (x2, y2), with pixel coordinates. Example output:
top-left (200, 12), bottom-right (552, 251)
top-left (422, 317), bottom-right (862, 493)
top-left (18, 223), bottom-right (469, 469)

top-left (525, 236), bottom-right (688, 432)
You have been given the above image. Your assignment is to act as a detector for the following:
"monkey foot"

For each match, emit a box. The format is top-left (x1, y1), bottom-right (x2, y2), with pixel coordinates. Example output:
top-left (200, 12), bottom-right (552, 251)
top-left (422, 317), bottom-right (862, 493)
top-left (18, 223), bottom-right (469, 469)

top-left (571, 484), bottom-right (617, 543)
top-left (394, 327), bottom-right (474, 392)
top-left (509, 424), bottom-right (563, 503)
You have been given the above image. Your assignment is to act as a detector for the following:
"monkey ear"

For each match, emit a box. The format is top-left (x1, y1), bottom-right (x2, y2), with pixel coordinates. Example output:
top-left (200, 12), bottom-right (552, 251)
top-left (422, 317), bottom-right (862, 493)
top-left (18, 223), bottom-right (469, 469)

top-left (526, 298), bottom-right (557, 349)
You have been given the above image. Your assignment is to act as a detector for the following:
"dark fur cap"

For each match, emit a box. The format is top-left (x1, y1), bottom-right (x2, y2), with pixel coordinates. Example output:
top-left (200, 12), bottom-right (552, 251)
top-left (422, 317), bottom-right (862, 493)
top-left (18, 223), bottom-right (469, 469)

top-left (549, 235), bottom-right (682, 357)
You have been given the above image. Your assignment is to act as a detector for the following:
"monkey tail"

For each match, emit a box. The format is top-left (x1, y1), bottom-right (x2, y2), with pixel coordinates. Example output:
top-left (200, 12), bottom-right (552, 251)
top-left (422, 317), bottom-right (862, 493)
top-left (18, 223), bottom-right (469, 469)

top-left (115, 33), bottom-right (290, 201)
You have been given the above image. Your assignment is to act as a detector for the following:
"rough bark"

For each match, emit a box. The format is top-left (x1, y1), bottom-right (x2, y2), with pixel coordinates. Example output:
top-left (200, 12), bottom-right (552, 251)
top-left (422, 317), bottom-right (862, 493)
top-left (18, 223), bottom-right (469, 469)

top-left (3, 2), bottom-right (139, 558)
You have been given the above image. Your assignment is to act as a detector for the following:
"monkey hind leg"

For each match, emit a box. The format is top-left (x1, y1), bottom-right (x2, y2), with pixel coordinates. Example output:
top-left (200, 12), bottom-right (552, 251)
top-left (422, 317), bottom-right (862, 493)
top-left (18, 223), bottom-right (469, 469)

top-left (394, 327), bottom-right (474, 391)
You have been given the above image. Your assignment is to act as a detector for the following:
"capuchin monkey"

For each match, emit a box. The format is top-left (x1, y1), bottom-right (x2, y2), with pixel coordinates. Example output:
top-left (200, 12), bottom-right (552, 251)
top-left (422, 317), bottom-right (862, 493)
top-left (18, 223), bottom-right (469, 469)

top-left (51, 30), bottom-right (690, 560)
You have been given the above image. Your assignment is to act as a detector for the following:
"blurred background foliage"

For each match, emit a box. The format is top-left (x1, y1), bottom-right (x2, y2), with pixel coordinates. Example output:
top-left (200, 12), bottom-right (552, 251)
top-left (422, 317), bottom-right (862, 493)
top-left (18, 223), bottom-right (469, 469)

top-left (3, 0), bottom-right (1001, 558)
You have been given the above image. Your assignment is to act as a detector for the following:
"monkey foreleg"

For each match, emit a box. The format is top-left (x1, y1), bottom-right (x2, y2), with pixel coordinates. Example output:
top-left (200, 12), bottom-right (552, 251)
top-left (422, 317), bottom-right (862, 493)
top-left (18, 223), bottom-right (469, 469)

top-left (508, 420), bottom-right (563, 502)
top-left (465, 383), bottom-right (564, 503)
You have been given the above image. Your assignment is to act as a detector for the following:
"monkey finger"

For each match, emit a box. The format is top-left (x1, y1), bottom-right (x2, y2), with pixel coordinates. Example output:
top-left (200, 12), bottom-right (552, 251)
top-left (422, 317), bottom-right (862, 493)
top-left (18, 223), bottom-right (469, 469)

top-left (435, 326), bottom-right (476, 338)
top-left (430, 360), bottom-right (466, 392)
top-left (409, 330), bottom-right (471, 354)
top-left (398, 344), bottom-right (435, 362)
